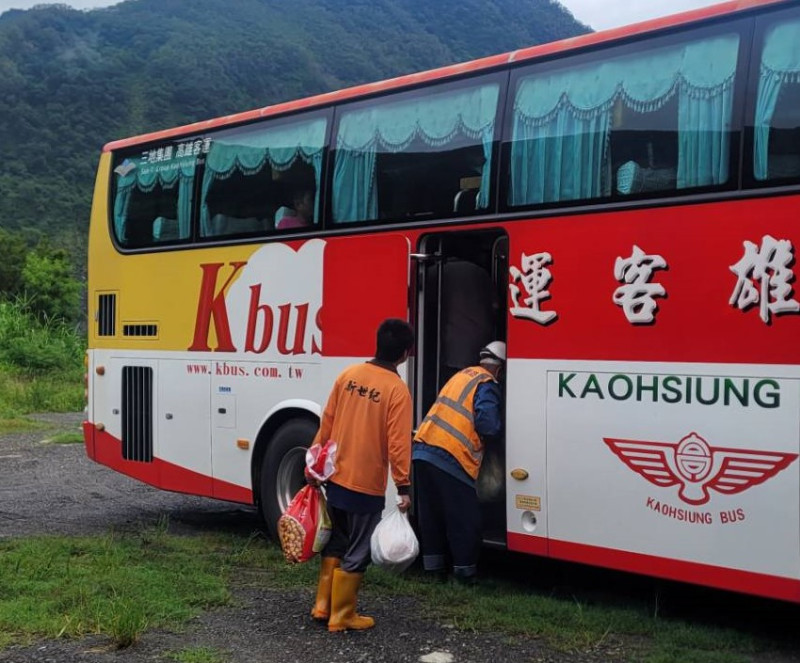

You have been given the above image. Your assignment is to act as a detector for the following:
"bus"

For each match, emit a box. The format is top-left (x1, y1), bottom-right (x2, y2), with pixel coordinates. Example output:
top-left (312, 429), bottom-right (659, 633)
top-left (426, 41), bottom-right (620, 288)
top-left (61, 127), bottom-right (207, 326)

top-left (84, 0), bottom-right (800, 602)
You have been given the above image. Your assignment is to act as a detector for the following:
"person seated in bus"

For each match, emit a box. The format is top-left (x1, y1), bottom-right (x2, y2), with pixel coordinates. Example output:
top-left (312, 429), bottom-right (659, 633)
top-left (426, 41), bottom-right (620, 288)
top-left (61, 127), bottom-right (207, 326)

top-left (412, 341), bottom-right (505, 585)
top-left (275, 188), bottom-right (314, 230)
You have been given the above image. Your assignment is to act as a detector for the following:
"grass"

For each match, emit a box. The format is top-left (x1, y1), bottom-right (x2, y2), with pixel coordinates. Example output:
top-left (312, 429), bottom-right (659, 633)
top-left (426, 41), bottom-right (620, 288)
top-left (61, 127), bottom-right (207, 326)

top-left (0, 370), bottom-right (83, 420)
top-left (0, 417), bottom-right (46, 435)
top-left (43, 431), bottom-right (84, 445)
top-left (0, 524), bottom-right (231, 650)
top-left (0, 299), bottom-right (84, 425)
top-left (0, 524), bottom-right (776, 662)
top-left (166, 646), bottom-right (228, 663)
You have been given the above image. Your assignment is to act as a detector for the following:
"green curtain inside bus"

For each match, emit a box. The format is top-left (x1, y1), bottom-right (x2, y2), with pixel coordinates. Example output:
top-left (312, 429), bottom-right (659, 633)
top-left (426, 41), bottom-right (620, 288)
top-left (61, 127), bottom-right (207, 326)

top-left (200, 118), bottom-right (327, 234)
top-left (754, 18), bottom-right (800, 180)
top-left (332, 83), bottom-right (500, 223)
top-left (509, 33), bottom-right (739, 205)
top-left (113, 157), bottom-right (195, 242)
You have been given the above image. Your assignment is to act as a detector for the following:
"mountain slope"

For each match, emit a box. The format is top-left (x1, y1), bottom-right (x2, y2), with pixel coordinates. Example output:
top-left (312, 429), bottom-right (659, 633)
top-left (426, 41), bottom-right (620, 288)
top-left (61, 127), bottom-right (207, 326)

top-left (0, 0), bottom-right (589, 242)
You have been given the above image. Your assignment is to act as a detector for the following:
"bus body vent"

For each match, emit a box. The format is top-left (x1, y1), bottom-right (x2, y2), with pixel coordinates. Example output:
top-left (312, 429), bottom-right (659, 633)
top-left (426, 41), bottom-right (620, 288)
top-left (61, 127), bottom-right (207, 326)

top-left (123, 324), bottom-right (158, 337)
top-left (97, 294), bottom-right (116, 336)
top-left (121, 366), bottom-right (153, 462)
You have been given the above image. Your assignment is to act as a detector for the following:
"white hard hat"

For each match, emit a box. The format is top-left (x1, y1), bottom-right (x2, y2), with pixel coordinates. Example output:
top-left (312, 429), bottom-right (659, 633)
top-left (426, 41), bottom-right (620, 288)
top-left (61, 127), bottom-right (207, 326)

top-left (479, 340), bottom-right (506, 364)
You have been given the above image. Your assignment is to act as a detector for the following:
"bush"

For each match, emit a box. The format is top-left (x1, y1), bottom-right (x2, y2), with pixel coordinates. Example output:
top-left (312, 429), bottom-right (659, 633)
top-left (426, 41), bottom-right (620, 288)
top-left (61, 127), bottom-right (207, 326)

top-left (21, 247), bottom-right (82, 324)
top-left (0, 299), bottom-right (84, 417)
top-left (0, 299), bottom-right (83, 374)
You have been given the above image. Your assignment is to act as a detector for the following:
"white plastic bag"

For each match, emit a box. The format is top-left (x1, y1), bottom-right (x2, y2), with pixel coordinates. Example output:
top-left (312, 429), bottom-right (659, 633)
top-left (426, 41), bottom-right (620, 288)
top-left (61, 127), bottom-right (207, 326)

top-left (370, 507), bottom-right (419, 573)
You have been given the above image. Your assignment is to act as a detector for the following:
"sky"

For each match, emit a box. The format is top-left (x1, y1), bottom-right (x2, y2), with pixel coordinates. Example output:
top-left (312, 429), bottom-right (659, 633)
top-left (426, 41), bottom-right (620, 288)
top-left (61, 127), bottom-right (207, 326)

top-left (0, 0), bottom-right (722, 31)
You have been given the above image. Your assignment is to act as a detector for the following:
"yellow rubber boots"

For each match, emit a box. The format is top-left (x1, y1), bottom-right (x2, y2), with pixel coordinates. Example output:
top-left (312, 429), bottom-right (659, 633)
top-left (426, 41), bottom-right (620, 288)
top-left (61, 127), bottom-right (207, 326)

top-left (310, 557), bottom-right (341, 620)
top-left (327, 568), bottom-right (375, 632)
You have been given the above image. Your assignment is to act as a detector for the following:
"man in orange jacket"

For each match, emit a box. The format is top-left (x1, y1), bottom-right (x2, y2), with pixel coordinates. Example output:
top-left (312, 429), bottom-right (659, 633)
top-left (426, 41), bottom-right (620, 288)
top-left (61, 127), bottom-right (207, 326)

top-left (412, 340), bottom-right (505, 584)
top-left (306, 318), bottom-right (415, 632)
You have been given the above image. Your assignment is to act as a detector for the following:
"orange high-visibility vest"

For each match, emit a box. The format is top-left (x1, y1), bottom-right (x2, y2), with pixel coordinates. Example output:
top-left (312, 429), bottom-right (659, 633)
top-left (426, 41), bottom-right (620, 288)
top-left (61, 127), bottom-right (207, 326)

top-left (414, 366), bottom-right (495, 480)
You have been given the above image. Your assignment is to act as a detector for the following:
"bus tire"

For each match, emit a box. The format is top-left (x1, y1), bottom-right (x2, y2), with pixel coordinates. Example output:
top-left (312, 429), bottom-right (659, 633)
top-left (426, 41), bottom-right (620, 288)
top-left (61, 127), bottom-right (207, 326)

top-left (259, 418), bottom-right (317, 541)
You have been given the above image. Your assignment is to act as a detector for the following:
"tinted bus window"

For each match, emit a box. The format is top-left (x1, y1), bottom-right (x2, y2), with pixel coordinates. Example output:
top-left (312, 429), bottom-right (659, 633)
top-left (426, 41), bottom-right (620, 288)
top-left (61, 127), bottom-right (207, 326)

top-left (112, 142), bottom-right (202, 248)
top-left (751, 11), bottom-right (800, 184)
top-left (505, 28), bottom-right (741, 207)
top-left (200, 115), bottom-right (328, 238)
top-left (331, 77), bottom-right (501, 224)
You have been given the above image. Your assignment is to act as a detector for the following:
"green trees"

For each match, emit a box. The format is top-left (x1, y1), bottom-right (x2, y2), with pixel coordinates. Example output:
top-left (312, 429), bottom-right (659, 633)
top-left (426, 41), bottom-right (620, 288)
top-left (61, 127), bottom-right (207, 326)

top-left (0, 0), bottom-right (588, 249)
top-left (0, 228), bottom-right (27, 296)
top-left (21, 247), bottom-right (82, 323)
top-left (0, 229), bottom-right (81, 323)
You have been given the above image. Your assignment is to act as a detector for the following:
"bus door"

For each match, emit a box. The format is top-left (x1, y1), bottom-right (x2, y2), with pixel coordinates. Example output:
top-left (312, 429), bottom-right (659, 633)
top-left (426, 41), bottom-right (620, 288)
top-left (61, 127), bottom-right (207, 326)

top-left (413, 230), bottom-right (508, 545)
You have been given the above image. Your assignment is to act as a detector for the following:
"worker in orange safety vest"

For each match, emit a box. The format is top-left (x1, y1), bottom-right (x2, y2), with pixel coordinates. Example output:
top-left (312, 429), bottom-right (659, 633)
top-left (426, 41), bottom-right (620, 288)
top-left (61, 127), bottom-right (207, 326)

top-left (412, 340), bottom-right (505, 584)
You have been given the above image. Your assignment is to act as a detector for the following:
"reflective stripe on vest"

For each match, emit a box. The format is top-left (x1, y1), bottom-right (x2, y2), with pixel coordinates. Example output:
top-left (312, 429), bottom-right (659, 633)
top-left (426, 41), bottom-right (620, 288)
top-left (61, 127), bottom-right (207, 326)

top-left (415, 366), bottom-right (494, 479)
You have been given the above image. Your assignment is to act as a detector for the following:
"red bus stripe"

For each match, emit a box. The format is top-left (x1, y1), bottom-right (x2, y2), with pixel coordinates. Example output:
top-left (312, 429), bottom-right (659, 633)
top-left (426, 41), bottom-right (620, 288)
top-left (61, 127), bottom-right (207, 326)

top-left (508, 532), bottom-right (800, 602)
top-left (86, 424), bottom-right (253, 505)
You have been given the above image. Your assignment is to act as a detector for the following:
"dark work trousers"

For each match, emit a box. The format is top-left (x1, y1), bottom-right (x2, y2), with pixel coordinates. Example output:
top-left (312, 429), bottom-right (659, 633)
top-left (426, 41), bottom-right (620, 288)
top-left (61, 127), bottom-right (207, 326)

top-left (322, 505), bottom-right (382, 573)
top-left (413, 459), bottom-right (480, 578)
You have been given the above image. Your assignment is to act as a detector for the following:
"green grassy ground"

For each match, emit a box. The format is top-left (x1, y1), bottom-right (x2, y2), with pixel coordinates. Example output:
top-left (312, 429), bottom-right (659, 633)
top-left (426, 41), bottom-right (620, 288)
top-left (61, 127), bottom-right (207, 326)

top-left (0, 520), bottom-right (778, 662)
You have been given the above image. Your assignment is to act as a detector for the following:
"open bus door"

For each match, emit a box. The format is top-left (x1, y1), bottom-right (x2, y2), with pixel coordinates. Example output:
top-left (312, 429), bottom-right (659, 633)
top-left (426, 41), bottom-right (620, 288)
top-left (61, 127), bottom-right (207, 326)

top-left (413, 229), bottom-right (508, 546)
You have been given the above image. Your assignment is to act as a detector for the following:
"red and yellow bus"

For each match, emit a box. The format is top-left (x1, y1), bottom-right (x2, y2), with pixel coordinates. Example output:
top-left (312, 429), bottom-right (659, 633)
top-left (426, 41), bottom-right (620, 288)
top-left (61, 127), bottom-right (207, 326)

top-left (85, 0), bottom-right (800, 602)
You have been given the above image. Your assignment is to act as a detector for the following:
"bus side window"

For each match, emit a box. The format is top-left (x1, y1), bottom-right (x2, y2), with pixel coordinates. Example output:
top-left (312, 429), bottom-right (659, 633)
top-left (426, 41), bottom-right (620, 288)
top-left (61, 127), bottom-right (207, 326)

top-left (331, 78), bottom-right (501, 224)
top-left (199, 115), bottom-right (327, 238)
top-left (119, 183), bottom-right (178, 248)
top-left (506, 29), bottom-right (740, 208)
top-left (752, 14), bottom-right (800, 183)
top-left (112, 159), bottom-right (193, 248)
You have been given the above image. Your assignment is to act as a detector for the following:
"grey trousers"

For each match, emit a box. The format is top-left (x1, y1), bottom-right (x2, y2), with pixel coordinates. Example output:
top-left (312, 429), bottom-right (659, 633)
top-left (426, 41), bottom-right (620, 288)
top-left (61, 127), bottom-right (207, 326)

top-left (322, 506), bottom-right (382, 573)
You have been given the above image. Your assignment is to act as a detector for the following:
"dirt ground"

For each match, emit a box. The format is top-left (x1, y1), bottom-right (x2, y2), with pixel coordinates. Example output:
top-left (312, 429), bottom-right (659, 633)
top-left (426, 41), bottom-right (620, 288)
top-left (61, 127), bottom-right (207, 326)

top-left (1, 413), bottom-right (799, 663)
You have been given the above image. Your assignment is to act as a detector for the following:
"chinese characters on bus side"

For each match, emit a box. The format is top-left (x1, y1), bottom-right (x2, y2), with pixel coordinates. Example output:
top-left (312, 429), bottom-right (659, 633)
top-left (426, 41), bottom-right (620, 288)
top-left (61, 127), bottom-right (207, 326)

top-left (140, 138), bottom-right (212, 164)
top-left (729, 235), bottom-right (800, 324)
top-left (612, 245), bottom-right (667, 324)
top-left (509, 252), bottom-right (557, 324)
top-left (509, 235), bottom-right (799, 325)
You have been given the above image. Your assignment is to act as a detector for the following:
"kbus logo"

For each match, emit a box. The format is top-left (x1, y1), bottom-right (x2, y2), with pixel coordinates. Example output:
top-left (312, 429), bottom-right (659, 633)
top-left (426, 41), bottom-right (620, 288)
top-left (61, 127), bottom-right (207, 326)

top-left (188, 241), bottom-right (324, 356)
top-left (603, 432), bottom-right (797, 506)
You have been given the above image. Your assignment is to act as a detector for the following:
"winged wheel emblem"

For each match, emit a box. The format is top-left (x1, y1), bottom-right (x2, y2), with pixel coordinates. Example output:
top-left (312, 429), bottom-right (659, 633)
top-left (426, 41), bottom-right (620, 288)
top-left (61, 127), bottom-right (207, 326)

top-left (603, 432), bottom-right (797, 505)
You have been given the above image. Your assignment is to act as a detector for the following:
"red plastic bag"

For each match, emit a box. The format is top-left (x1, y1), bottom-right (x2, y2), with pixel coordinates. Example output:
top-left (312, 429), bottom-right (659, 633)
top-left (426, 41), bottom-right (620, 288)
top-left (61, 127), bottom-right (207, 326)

top-left (278, 485), bottom-right (322, 564)
top-left (306, 439), bottom-right (337, 482)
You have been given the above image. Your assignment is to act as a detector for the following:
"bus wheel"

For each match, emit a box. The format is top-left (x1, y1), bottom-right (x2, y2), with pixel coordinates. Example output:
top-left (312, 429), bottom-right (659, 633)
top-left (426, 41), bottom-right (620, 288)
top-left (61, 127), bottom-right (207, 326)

top-left (260, 418), bottom-right (317, 540)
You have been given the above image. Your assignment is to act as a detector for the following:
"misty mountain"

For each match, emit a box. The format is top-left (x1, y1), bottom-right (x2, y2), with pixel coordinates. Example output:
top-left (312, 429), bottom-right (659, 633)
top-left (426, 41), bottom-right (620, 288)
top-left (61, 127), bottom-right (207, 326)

top-left (0, 0), bottom-right (589, 246)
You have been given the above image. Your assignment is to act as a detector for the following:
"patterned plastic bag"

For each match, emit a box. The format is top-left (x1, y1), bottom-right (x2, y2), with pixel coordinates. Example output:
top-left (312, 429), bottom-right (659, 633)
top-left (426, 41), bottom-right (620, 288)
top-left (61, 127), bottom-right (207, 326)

top-left (278, 485), bottom-right (321, 564)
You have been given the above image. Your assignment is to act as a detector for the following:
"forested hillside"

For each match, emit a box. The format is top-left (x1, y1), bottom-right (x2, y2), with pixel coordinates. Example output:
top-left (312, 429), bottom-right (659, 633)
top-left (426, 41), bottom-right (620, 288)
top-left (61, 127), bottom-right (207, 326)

top-left (0, 0), bottom-right (588, 251)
